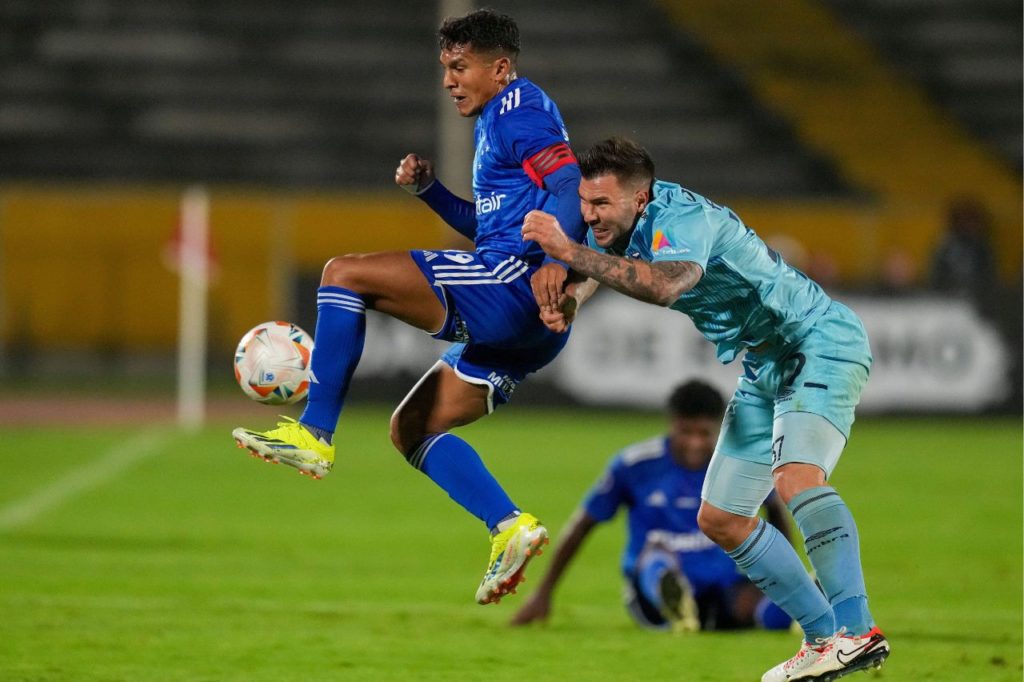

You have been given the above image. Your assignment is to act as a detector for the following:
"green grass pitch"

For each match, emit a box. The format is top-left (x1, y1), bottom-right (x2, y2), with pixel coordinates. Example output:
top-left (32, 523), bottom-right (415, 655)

top-left (0, 408), bottom-right (1020, 681)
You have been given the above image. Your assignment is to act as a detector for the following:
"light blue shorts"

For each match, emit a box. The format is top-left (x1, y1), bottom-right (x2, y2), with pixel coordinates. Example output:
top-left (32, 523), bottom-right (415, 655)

top-left (702, 301), bottom-right (872, 517)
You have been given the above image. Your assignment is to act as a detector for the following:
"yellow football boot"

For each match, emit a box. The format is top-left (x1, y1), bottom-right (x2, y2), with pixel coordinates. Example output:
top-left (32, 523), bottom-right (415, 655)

top-left (476, 512), bottom-right (549, 605)
top-left (232, 417), bottom-right (334, 479)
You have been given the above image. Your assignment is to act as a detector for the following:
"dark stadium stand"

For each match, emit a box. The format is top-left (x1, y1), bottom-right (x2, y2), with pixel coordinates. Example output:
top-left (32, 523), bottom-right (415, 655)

top-left (0, 0), bottom-right (848, 197)
top-left (503, 0), bottom-right (850, 197)
top-left (823, 0), bottom-right (1023, 173)
top-left (2, 0), bottom-right (1016, 192)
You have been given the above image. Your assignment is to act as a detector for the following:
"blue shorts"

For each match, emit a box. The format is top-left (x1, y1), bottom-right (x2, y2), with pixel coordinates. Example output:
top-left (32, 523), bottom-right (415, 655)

top-left (410, 248), bottom-right (570, 410)
top-left (704, 301), bottom-right (872, 515)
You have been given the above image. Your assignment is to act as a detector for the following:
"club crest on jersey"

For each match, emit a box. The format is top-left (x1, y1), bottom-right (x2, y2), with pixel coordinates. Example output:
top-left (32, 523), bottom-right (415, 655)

top-left (476, 193), bottom-right (506, 215)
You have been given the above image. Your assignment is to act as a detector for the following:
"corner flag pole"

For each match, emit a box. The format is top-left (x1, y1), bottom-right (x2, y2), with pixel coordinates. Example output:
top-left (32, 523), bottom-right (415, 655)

top-left (177, 186), bottom-right (209, 431)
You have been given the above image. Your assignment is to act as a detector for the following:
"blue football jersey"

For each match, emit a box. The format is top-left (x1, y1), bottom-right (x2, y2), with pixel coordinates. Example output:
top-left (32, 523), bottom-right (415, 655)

top-left (583, 436), bottom-right (741, 592)
top-left (473, 78), bottom-right (571, 263)
top-left (586, 180), bottom-right (833, 363)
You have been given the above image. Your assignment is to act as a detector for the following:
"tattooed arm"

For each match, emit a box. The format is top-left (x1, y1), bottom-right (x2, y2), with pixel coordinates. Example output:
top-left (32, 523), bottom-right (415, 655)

top-left (564, 247), bottom-right (701, 306)
top-left (522, 209), bottom-right (702, 307)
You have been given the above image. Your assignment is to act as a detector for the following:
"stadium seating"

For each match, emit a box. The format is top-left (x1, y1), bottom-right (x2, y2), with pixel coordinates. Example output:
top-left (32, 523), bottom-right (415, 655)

top-left (0, 0), bottom-right (847, 197)
top-left (823, 0), bottom-right (1022, 172)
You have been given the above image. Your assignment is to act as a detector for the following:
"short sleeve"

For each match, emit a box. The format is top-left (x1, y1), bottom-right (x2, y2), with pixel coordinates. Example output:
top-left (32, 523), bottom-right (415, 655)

top-left (582, 456), bottom-right (628, 522)
top-left (649, 203), bottom-right (713, 270)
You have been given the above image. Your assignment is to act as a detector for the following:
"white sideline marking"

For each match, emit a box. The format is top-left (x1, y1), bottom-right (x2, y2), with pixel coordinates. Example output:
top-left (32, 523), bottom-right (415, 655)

top-left (0, 429), bottom-right (169, 532)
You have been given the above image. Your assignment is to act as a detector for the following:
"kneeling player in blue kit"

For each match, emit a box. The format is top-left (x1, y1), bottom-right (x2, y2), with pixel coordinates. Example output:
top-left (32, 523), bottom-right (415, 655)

top-left (511, 380), bottom-right (793, 633)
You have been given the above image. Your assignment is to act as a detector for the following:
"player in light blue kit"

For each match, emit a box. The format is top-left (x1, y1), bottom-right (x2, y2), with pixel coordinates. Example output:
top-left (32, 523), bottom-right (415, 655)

top-left (523, 137), bottom-right (890, 681)
top-left (233, 10), bottom-right (586, 606)
top-left (511, 380), bottom-right (793, 633)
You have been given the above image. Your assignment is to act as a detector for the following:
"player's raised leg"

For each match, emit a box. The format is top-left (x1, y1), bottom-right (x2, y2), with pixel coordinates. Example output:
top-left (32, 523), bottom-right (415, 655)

top-left (233, 251), bottom-right (445, 478)
top-left (390, 361), bottom-right (548, 605)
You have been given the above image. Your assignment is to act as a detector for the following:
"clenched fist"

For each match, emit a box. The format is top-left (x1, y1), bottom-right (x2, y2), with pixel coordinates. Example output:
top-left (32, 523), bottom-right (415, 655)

top-left (395, 153), bottom-right (435, 195)
top-left (521, 210), bottom-right (575, 262)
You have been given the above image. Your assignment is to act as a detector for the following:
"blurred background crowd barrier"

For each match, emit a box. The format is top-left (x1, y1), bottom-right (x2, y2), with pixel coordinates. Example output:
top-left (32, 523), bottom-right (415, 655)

top-left (0, 0), bottom-right (1020, 413)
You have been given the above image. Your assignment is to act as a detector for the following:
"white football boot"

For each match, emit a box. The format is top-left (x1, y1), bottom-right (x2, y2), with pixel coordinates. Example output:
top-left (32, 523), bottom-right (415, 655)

top-left (761, 634), bottom-right (838, 682)
top-left (791, 627), bottom-right (890, 681)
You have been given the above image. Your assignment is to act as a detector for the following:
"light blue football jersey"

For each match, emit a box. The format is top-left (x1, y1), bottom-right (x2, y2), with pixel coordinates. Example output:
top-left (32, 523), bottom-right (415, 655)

top-left (586, 180), bottom-right (832, 363)
top-left (473, 77), bottom-right (571, 263)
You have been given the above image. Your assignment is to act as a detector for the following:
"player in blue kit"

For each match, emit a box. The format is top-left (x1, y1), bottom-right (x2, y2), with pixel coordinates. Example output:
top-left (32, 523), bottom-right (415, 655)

top-left (233, 10), bottom-right (586, 606)
top-left (510, 380), bottom-right (793, 633)
top-left (523, 137), bottom-right (890, 681)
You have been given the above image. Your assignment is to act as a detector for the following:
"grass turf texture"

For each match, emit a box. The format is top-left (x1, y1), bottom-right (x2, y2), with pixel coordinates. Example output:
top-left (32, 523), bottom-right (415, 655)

top-left (0, 409), bottom-right (1020, 681)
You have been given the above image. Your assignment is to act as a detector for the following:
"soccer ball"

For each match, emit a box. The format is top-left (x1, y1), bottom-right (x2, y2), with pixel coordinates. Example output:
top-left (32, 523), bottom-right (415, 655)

top-left (233, 321), bottom-right (313, 405)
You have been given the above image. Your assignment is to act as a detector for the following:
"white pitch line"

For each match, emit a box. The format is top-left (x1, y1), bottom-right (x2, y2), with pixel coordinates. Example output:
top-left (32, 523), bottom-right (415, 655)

top-left (0, 429), bottom-right (169, 532)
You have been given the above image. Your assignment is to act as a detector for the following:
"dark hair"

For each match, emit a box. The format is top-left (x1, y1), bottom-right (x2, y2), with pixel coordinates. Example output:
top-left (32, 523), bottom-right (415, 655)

top-left (578, 136), bottom-right (655, 186)
top-left (667, 380), bottom-right (726, 419)
top-left (438, 9), bottom-right (520, 61)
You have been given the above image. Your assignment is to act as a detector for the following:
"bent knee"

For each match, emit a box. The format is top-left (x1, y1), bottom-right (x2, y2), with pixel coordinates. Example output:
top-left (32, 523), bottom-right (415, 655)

top-left (697, 503), bottom-right (757, 551)
top-left (389, 405), bottom-right (458, 458)
top-left (772, 463), bottom-right (826, 505)
top-left (321, 254), bottom-right (369, 289)
top-left (389, 406), bottom-right (424, 456)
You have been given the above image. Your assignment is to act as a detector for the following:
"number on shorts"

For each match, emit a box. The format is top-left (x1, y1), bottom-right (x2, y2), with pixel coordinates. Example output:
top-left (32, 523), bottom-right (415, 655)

top-left (783, 353), bottom-right (806, 387)
top-left (443, 252), bottom-right (475, 265)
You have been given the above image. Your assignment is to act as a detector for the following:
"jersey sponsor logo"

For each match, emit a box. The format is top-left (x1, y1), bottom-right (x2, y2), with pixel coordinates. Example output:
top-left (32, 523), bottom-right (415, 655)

top-left (644, 490), bottom-right (668, 507)
top-left (498, 87), bottom-right (522, 115)
top-left (653, 230), bottom-right (672, 251)
top-left (475, 193), bottom-right (507, 215)
top-left (487, 370), bottom-right (516, 397)
top-left (653, 229), bottom-right (692, 257)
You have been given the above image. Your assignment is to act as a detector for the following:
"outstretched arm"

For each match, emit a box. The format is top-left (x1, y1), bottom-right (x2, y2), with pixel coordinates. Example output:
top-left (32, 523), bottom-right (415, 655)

top-left (509, 509), bottom-right (599, 626)
top-left (522, 211), bottom-right (702, 306)
top-left (395, 153), bottom-right (477, 240)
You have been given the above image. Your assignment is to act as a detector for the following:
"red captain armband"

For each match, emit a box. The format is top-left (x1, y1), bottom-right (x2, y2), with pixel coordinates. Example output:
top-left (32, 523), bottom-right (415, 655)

top-left (523, 142), bottom-right (577, 188)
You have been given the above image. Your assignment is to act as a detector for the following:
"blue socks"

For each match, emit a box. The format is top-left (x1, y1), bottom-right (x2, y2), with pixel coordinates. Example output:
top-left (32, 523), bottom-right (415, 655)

top-left (789, 486), bottom-right (874, 636)
top-left (299, 286), bottom-right (517, 535)
top-left (408, 433), bottom-right (518, 532)
top-left (728, 518), bottom-right (835, 641)
top-left (299, 286), bottom-right (366, 434)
